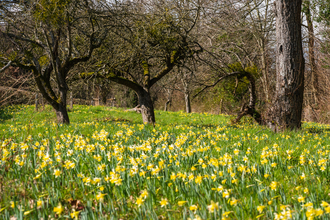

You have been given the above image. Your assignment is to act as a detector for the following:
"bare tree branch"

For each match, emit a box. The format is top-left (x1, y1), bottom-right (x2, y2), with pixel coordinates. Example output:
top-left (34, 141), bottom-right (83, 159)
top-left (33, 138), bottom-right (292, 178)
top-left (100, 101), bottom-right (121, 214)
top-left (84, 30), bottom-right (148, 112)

top-left (0, 61), bottom-right (12, 73)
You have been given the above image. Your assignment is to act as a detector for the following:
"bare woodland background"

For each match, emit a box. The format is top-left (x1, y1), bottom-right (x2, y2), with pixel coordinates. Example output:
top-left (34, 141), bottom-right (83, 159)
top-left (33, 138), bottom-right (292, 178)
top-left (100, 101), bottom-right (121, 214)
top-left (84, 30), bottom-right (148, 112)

top-left (1, 0), bottom-right (330, 124)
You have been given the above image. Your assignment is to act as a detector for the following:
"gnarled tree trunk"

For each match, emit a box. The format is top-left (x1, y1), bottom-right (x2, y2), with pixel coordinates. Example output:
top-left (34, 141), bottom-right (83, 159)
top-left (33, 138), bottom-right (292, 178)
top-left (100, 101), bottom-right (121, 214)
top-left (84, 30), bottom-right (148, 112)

top-left (268, 0), bottom-right (304, 131)
top-left (193, 71), bottom-right (263, 125)
top-left (137, 89), bottom-right (155, 124)
top-left (233, 72), bottom-right (263, 125)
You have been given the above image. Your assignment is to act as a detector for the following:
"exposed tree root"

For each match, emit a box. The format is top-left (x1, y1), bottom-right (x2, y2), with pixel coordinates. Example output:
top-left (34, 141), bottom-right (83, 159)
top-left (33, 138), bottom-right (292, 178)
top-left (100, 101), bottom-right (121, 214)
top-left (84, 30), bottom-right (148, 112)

top-left (126, 105), bottom-right (142, 113)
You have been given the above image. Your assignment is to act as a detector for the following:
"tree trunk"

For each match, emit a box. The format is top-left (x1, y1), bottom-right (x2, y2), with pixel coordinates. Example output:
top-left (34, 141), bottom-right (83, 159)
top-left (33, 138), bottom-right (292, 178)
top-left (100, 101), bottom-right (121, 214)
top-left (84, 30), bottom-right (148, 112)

top-left (35, 93), bottom-right (39, 112)
top-left (131, 90), bottom-right (139, 107)
top-left (164, 99), bottom-right (171, 111)
top-left (305, 0), bottom-right (318, 106)
top-left (100, 83), bottom-right (109, 105)
top-left (164, 89), bottom-right (171, 111)
top-left (70, 91), bottom-right (73, 110)
top-left (41, 96), bottom-right (45, 110)
top-left (259, 38), bottom-right (270, 102)
top-left (268, 0), bottom-right (304, 131)
top-left (137, 90), bottom-right (155, 124)
top-left (57, 86), bottom-right (70, 124)
top-left (102, 96), bottom-right (107, 105)
top-left (55, 103), bottom-right (70, 124)
top-left (182, 78), bottom-right (191, 113)
top-left (219, 99), bottom-right (223, 114)
top-left (184, 91), bottom-right (191, 113)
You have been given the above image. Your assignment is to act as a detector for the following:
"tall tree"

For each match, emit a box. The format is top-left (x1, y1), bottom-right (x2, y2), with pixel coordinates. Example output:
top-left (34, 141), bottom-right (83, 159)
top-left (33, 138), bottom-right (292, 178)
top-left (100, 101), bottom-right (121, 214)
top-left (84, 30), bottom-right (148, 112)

top-left (268, 0), bottom-right (305, 131)
top-left (303, 0), bottom-right (318, 108)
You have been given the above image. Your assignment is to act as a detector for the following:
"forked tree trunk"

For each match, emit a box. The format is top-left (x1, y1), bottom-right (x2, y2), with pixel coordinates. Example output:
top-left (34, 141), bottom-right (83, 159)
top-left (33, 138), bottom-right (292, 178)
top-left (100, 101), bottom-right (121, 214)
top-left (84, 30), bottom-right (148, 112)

top-left (137, 90), bottom-right (155, 124)
top-left (268, 0), bottom-right (304, 131)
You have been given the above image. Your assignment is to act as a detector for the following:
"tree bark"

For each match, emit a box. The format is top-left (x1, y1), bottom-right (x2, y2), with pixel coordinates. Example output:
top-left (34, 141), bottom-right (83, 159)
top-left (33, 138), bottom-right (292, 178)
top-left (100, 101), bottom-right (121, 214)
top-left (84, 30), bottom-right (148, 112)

top-left (305, 0), bottom-right (318, 106)
top-left (55, 103), bottom-right (70, 124)
top-left (54, 85), bottom-right (70, 124)
top-left (259, 38), bottom-right (270, 102)
top-left (41, 96), bottom-right (45, 110)
top-left (182, 78), bottom-right (191, 113)
top-left (102, 95), bottom-right (107, 105)
top-left (268, 0), bottom-right (304, 131)
top-left (35, 93), bottom-right (39, 112)
top-left (184, 91), bottom-right (191, 113)
top-left (164, 89), bottom-right (171, 111)
top-left (219, 99), bottom-right (223, 114)
top-left (137, 89), bottom-right (155, 124)
top-left (70, 91), bottom-right (73, 110)
top-left (164, 99), bottom-right (171, 111)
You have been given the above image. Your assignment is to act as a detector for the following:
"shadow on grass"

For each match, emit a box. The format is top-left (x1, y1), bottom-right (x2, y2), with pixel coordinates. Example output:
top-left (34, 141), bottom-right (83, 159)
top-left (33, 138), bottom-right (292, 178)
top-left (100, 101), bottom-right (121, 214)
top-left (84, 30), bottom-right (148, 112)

top-left (99, 117), bottom-right (132, 123)
top-left (185, 123), bottom-right (219, 129)
top-left (0, 108), bottom-right (13, 122)
top-left (305, 127), bottom-right (330, 134)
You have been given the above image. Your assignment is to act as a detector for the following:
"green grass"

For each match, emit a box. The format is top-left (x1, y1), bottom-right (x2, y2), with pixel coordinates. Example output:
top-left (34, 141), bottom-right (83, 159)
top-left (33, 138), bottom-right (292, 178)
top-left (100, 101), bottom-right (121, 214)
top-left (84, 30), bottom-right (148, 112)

top-left (1, 105), bottom-right (330, 219)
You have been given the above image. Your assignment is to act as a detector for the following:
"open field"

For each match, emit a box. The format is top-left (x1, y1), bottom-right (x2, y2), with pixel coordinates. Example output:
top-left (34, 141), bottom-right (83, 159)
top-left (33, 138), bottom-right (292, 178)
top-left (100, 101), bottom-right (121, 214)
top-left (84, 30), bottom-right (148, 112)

top-left (1, 105), bottom-right (330, 219)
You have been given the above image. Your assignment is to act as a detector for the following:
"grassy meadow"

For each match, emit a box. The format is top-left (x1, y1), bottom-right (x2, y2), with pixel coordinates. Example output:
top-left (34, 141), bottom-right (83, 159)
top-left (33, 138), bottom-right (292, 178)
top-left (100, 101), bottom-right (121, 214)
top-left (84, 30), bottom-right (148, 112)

top-left (1, 105), bottom-right (330, 219)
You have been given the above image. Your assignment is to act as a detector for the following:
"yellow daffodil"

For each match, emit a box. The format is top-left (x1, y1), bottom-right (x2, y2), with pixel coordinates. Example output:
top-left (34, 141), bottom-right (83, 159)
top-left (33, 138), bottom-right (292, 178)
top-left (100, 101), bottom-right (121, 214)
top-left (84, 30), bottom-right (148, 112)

top-left (53, 203), bottom-right (64, 215)
top-left (178, 201), bottom-right (187, 206)
top-left (54, 169), bottom-right (61, 178)
top-left (190, 205), bottom-right (198, 212)
top-left (70, 210), bottom-right (81, 219)
top-left (136, 197), bottom-right (144, 207)
top-left (270, 181), bottom-right (278, 191)
top-left (207, 201), bottom-right (219, 213)
top-left (37, 200), bottom-right (43, 209)
top-left (24, 210), bottom-right (34, 216)
top-left (140, 189), bottom-right (148, 199)
top-left (96, 192), bottom-right (107, 202)
top-left (159, 198), bottom-right (168, 207)
top-left (257, 205), bottom-right (265, 213)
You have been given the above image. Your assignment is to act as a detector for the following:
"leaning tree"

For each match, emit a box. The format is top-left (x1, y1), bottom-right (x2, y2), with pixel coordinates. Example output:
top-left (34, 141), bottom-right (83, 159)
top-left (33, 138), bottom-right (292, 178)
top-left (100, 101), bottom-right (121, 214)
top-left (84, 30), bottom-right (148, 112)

top-left (83, 0), bottom-right (203, 124)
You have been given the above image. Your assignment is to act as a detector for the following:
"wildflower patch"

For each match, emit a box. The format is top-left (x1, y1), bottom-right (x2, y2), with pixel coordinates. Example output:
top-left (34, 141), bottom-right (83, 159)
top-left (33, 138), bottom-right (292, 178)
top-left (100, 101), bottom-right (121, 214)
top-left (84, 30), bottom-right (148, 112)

top-left (0, 105), bottom-right (330, 219)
